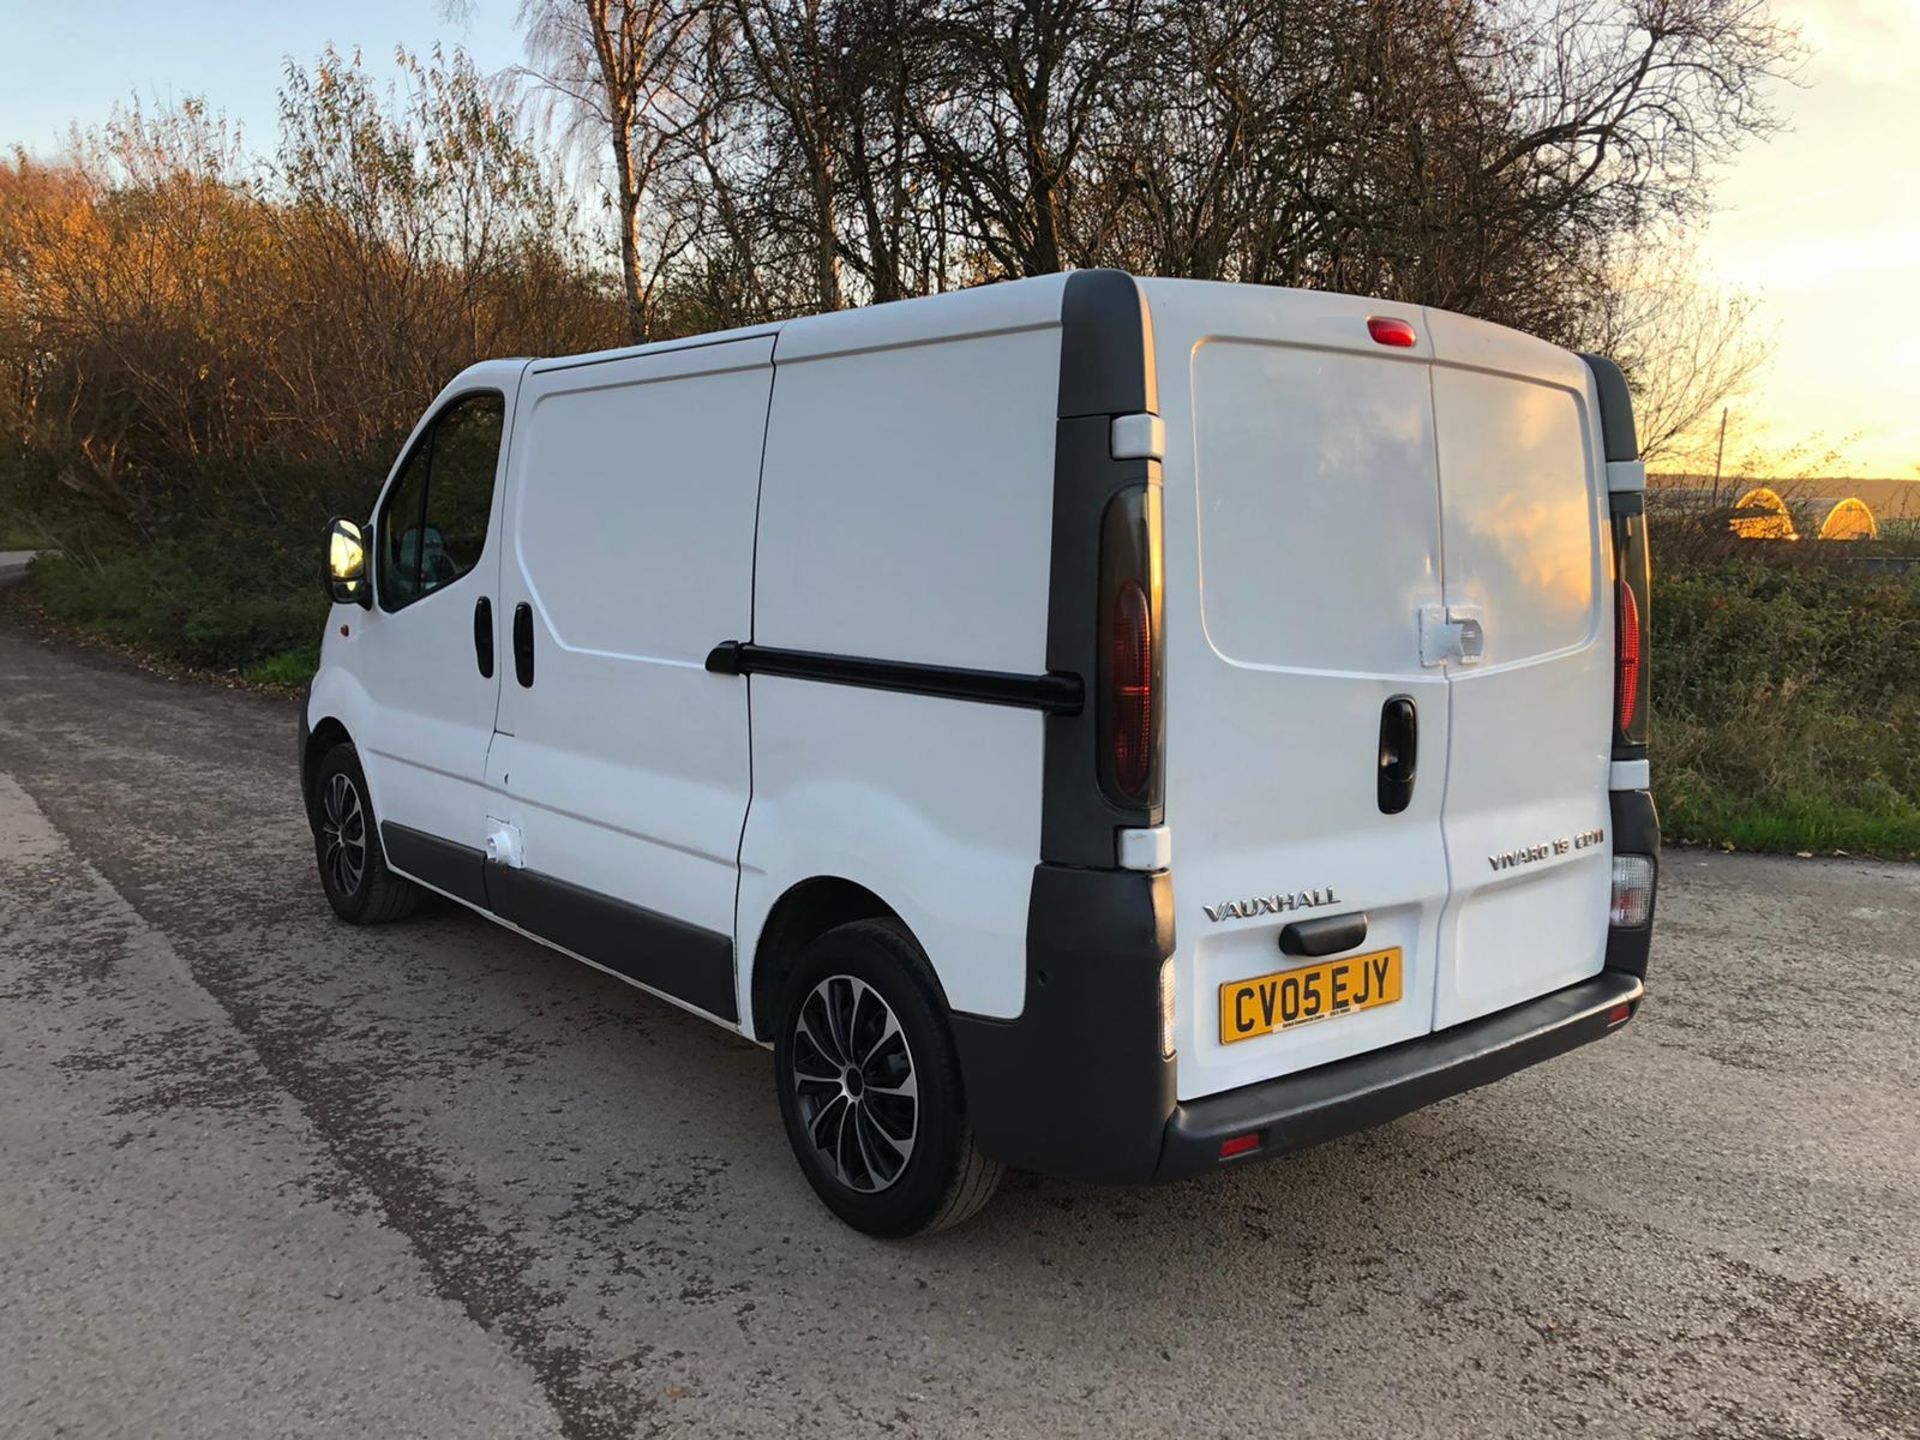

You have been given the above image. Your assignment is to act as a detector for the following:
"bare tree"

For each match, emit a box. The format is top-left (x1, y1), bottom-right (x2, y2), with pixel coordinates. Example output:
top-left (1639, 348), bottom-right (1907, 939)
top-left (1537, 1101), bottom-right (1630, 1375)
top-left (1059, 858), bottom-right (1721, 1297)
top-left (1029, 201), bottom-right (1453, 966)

top-left (920, 0), bottom-right (1148, 277)
top-left (517, 0), bottom-right (709, 341)
top-left (1590, 235), bottom-right (1772, 466)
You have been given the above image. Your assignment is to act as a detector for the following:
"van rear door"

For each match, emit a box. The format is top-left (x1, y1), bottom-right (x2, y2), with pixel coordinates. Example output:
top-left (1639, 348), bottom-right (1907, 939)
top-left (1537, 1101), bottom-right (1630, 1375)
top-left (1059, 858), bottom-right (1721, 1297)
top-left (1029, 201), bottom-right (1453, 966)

top-left (1423, 312), bottom-right (1615, 1028)
top-left (1150, 283), bottom-right (1454, 1102)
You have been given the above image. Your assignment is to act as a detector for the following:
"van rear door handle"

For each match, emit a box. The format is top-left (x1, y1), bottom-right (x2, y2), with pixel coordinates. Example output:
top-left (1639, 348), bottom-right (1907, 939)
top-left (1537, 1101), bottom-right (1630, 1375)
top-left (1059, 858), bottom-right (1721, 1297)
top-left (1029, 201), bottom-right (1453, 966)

top-left (512, 602), bottom-right (534, 687)
top-left (1378, 695), bottom-right (1417, 814)
top-left (1279, 912), bottom-right (1370, 958)
top-left (473, 596), bottom-right (494, 678)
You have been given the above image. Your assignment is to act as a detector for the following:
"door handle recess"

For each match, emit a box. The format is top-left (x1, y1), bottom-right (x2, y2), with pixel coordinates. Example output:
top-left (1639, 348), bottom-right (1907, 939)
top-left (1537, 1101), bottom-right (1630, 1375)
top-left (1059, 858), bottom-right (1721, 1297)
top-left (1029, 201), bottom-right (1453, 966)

top-left (512, 602), bottom-right (534, 687)
top-left (473, 596), bottom-right (494, 679)
top-left (1378, 695), bottom-right (1417, 815)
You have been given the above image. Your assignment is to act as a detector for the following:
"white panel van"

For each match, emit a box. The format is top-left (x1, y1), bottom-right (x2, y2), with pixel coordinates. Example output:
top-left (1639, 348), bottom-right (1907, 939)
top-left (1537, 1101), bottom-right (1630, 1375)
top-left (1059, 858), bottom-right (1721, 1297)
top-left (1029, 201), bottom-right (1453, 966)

top-left (304, 272), bottom-right (1658, 1236)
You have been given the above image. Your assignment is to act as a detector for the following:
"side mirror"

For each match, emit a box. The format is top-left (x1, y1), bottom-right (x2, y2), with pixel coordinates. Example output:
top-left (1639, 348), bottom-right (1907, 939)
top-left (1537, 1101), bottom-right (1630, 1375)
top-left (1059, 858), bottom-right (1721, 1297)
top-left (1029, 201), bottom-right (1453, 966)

top-left (326, 517), bottom-right (372, 608)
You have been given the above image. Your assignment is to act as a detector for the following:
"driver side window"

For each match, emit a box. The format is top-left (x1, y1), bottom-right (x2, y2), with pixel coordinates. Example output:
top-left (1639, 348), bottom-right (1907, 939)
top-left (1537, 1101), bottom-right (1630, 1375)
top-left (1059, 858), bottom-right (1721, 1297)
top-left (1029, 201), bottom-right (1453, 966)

top-left (377, 391), bottom-right (505, 613)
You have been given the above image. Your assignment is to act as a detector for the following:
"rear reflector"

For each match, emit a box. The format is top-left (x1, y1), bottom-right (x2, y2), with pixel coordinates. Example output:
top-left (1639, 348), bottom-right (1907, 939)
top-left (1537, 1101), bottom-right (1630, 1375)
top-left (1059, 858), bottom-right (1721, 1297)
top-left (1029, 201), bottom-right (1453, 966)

top-left (1158, 957), bottom-right (1177, 1059)
top-left (1610, 855), bottom-right (1655, 927)
top-left (1368, 316), bottom-right (1418, 348)
top-left (1219, 1133), bottom-right (1262, 1160)
top-left (1607, 1002), bottom-right (1635, 1026)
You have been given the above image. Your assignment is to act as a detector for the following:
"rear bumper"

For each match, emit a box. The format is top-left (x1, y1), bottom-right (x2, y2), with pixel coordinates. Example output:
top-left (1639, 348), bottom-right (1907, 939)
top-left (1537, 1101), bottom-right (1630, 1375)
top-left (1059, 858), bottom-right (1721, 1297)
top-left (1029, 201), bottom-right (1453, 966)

top-left (1155, 967), bottom-right (1643, 1181)
top-left (953, 863), bottom-right (1651, 1186)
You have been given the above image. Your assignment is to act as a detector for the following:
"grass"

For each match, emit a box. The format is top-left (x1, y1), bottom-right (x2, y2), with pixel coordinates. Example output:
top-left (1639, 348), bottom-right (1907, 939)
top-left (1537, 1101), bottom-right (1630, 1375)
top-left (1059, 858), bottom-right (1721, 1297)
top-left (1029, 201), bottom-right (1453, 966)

top-left (1650, 557), bottom-right (1920, 858)
top-left (243, 644), bottom-right (322, 689)
top-left (28, 541), bottom-right (327, 683)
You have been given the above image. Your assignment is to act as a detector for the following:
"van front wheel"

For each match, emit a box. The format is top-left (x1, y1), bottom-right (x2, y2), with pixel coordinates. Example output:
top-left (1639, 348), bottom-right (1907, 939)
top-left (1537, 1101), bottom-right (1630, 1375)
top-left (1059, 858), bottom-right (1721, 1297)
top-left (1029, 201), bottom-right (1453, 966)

top-left (310, 743), bottom-right (419, 925)
top-left (773, 920), bottom-right (1002, 1237)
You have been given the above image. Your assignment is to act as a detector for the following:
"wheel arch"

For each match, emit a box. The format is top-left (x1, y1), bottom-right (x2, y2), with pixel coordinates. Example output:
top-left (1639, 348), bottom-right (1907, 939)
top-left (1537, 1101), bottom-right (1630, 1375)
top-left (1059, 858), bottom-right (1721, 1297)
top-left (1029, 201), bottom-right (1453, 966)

top-left (747, 876), bottom-right (905, 1040)
top-left (302, 715), bottom-right (353, 822)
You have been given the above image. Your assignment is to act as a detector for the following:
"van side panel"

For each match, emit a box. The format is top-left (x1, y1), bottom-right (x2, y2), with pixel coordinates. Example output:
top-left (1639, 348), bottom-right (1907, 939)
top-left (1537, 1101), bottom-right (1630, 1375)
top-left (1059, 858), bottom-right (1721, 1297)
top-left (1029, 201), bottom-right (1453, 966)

top-left (736, 323), bottom-right (1061, 1025)
top-left (486, 339), bottom-right (774, 1020)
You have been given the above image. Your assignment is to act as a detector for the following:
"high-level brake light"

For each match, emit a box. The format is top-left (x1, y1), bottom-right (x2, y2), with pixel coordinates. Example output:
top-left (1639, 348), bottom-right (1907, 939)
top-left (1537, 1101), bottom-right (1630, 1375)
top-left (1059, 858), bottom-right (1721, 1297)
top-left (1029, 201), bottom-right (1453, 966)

top-left (1368, 316), bottom-right (1418, 348)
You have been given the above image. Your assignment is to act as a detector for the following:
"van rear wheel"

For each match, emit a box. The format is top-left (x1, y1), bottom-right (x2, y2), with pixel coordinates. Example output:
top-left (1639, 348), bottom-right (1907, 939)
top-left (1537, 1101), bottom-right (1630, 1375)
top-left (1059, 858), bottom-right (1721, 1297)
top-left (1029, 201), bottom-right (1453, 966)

top-left (310, 742), bottom-right (419, 925)
top-left (773, 920), bottom-right (1002, 1237)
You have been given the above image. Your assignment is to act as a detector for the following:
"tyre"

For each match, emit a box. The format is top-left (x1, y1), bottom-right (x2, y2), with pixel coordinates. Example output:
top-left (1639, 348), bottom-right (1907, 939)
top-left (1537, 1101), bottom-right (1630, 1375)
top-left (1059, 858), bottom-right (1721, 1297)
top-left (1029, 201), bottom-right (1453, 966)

top-left (773, 919), bottom-right (1004, 1237)
top-left (310, 742), bottom-right (419, 924)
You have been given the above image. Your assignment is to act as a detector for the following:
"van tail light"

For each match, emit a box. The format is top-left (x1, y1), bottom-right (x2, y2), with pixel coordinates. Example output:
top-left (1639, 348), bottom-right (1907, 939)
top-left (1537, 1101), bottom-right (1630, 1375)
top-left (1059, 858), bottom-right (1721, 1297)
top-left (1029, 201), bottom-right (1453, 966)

top-left (1610, 855), bottom-right (1655, 927)
top-left (1615, 578), bottom-right (1642, 734)
top-left (1097, 485), bottom-right (1165, 809)
top-left (1110, 580), bottom-right (1152, 794)
top-left (1611, 506), bottom-right (1650, 751)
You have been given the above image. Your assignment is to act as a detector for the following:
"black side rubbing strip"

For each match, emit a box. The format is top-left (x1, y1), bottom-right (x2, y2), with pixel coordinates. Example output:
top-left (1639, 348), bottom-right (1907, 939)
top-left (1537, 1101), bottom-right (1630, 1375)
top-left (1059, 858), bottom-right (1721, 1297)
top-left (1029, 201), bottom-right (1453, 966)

top-left (487, 864), bottom-right (739, 1022)
top-left (704, 641), bottom-right (1082, 715)
top-left (380, 822), bottom-right (490, 910)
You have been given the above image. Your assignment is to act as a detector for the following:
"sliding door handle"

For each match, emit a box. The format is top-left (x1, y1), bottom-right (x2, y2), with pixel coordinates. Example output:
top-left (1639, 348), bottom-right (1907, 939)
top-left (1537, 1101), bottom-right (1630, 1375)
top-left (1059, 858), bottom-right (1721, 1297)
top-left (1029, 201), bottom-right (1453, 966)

top-left (512, 602), bottom-right (534, 687)
top-left (473, 596), bottom-right (494, 679)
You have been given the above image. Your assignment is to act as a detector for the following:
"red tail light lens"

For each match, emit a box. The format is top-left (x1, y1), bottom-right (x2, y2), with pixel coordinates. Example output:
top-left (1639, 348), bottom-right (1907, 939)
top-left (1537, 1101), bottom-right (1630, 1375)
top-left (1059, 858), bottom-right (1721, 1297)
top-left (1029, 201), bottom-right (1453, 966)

top-left (1110, 578), bottom-right (1153, 797)
top-left (1615, 577), bottom-right (1642, 735)
top-left (1096, 485), bottom-right (1164, 811)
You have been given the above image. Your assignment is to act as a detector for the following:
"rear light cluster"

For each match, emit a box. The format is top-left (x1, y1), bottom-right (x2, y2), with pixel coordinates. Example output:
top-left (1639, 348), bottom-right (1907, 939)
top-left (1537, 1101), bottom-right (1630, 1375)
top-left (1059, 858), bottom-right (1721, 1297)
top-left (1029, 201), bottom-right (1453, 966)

top-left (1097, 485), bottom-right (1165, 808)
top-left (1615, 579), bottom-right (1642, 734)
top-left (1612, 507), bottom-right (1651, 750)
top-left (1110, 580), bottom-right (1154, 794)
top-left (1610, 855), bottom-right (1655, 927)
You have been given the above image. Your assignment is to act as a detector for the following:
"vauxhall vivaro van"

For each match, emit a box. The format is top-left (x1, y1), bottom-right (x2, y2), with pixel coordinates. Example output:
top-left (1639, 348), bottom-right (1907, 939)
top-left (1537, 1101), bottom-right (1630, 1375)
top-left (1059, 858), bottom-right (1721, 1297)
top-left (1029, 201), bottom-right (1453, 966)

top-left (304, 271), bottom-right (1658, 1236)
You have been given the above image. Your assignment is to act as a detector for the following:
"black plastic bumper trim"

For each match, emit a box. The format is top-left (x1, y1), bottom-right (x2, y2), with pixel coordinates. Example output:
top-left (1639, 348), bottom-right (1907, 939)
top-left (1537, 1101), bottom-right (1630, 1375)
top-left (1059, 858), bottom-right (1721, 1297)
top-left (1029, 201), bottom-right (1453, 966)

top-left (1156, 969), bottom-right (1645, 1182)
top-left (704, 641), bottom-right (1082, 715)
top-left (486, 863), bottom-right (739, 1022)
top-left (381, 822), bottom-right (490, 910)
top-left (1605, 788), bottom-right (1660, 977)
top-left (952, 864), bottom-right (1176, 1183)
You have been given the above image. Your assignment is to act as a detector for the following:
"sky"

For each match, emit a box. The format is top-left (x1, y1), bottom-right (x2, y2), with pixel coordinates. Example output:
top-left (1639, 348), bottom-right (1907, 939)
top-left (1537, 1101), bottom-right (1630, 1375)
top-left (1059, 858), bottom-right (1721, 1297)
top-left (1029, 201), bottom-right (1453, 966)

top-left (0, 0), bottom-right (1914, 478)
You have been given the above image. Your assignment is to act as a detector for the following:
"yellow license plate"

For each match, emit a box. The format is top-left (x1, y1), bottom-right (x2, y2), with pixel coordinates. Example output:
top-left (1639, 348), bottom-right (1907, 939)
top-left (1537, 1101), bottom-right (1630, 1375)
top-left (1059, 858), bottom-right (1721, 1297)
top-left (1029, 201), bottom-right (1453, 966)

top-left (1219, 948), bottom-right (1403, 1044)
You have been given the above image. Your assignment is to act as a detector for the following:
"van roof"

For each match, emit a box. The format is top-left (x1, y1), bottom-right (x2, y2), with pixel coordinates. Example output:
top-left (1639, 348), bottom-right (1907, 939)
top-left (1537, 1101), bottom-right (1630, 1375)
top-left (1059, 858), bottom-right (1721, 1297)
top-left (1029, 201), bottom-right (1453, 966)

top-left (505, 271), bottom-right (1577, 381)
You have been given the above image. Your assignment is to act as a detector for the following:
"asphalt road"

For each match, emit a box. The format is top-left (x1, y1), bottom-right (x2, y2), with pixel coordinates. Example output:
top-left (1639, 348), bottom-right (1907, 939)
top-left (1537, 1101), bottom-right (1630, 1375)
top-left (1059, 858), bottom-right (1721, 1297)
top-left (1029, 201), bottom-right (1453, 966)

top-left (2, 606), bottom-right (1916, 1440)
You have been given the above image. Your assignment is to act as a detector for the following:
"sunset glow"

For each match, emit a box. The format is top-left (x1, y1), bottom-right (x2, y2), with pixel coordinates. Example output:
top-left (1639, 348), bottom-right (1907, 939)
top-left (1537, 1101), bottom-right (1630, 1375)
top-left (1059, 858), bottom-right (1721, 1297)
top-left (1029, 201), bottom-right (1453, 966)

top-left (1693, 0), bottom-right (1920, 477)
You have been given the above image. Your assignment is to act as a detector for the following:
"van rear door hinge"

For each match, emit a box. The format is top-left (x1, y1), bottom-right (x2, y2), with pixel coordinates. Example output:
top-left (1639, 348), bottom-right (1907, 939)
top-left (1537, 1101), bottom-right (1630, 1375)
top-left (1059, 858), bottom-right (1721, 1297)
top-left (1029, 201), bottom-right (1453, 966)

top-left (1419, 603), bottom-right (1486, 668)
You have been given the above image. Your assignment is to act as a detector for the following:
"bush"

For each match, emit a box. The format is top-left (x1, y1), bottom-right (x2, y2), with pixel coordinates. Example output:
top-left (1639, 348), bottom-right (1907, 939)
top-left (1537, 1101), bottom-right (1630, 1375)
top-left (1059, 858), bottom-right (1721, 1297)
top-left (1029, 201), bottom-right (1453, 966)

top-left (32, 537), bottom-right (327, 677)
top-left (1651, 560), bottom-right (1920, 856)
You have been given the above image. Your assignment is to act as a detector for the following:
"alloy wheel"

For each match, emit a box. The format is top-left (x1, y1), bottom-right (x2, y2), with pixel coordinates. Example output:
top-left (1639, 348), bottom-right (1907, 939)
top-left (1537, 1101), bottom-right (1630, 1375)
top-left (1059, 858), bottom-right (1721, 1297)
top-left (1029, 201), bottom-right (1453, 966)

top-left (789, 974), bottom-right (919, 1193)
top-left (320, 772), bottom-right (367, 896)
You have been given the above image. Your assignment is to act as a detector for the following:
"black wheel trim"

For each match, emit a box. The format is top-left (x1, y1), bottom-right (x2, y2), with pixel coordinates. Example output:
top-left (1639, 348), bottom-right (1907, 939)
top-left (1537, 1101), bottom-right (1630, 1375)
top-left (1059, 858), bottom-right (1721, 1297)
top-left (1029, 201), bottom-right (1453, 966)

top-left (319, 771), bottom-right (367, 896)
top-left (789, 974), bottom-right (919, 1194)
